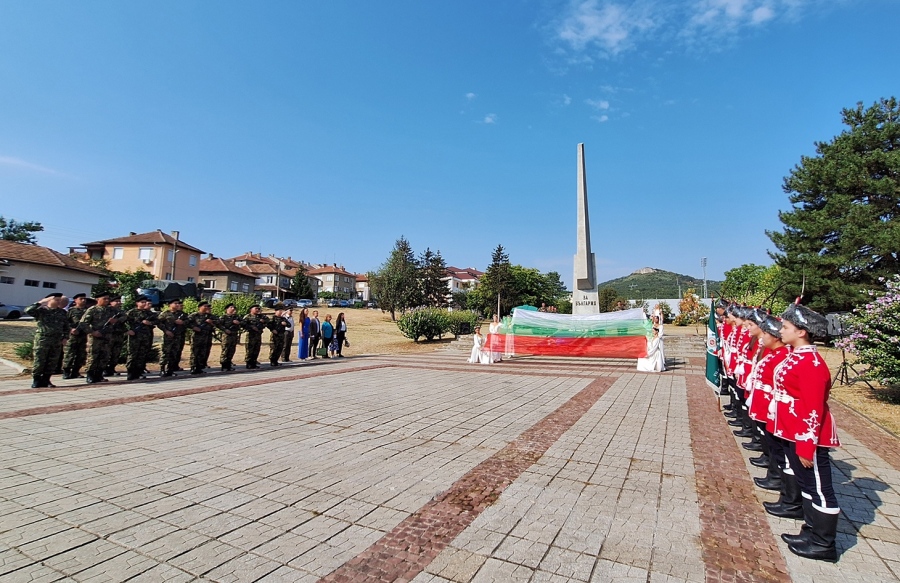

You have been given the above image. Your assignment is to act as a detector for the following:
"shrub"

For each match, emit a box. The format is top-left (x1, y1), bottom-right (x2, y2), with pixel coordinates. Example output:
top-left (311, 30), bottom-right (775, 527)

top-left (397, 307), bottom-right (451, 342)
top-left (448, 310), bottom-right (480, 338)
top-left (835, 275), bottom-right (900, 387)
top-left (14, 341), bottom-right (33, 360)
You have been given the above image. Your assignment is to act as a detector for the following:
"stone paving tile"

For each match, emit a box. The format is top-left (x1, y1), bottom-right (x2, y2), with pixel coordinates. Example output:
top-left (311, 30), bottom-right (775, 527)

top-left (1, 354), bottom-right (899, 582)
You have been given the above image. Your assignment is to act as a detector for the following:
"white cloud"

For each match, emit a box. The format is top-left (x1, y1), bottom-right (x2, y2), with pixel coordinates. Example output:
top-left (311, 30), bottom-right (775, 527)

top-left (592, 114), bottom-right (610, 122)
top-left (0, 155), bottom-right (63, 176)
top-left (466, 92), bottom-right (477, 101)
top-left (563, 94), bottom-right (572, 105)
top-left (483, 113), bottom-right (498, 124)
top-left (552, 0), bottom-right (815, 58)
top-left (585, 98), bottom-right (610, 110)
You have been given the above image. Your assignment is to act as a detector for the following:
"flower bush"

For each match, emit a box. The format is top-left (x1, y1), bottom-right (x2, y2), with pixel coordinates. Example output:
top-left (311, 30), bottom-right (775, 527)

top-left (447, 310), bottom-right (480, 339)
top-left (834, 275), bottom-right (900, 387)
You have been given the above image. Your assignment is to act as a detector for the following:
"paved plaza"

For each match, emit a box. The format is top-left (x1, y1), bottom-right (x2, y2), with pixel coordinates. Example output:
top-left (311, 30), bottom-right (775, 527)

top-left (0, 349), bottom-right (898, 582)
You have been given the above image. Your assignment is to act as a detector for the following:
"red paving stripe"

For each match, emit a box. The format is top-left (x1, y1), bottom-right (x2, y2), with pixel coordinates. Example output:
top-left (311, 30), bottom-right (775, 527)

top-left (830, 400), bottom-right (900, 472)
top-left (685, 374), bottom-right (791, 583)
top-left (0, 364), bottom-right (394, 420)
top-left (318, 376), bottom-right (616, 583)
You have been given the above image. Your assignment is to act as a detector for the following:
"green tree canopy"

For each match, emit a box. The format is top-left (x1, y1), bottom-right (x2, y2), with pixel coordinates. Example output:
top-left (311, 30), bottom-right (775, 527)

top-left (767, 97), bottom-right (900, 312)
top-left (419, 248), bottom-right (449, 308)
top-left (721, 264), bottom-right (789, 314)
top-left (0, 216), bottom-right (43, 244)
top-left (290, 266), bottom-right (315, 299)
top-left (368, 236), bottom-right (422, 320)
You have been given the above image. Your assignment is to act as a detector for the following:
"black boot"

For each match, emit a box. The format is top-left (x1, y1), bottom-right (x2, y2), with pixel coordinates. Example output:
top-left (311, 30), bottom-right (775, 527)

top-left (62, 368), bottom-right (75, 379)
top-left (733, 427), bottom-right (754, 437)
top-left (754, 462), bottom-right (783, 491)
top-left (749, 454), bottom-right (769, 468)
top-left (723, 409), bottom-right (738, 418)
top-left (31, 376), bottom-right (46, 388)
top-left (86, 372), bottom-right (96, 384)
top-left (742, 439), bottom-right (763, 452)
top-left (782, 499), bottom-right (814, 545)
top-left (728, 419), bottom-right (744, 427)
top-left (764, 473), bottom-right (804, 519)
top-left (42, 374), bottom-right (56, 388)
top-left (788, 505), bottom-right (839, 562)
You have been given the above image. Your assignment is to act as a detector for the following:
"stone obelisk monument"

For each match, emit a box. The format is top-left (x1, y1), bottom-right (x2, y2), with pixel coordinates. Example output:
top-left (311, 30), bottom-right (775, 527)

top-left (573, 143), bottom-right (600, 314)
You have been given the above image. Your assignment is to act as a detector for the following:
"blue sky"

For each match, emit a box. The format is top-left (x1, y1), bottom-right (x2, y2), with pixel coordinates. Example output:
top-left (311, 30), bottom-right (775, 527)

top-left (1, 1), bottom-right (897, 288)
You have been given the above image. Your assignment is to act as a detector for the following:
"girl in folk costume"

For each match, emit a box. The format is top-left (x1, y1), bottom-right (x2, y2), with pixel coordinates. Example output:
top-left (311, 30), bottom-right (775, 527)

top-left (734, 308), bottom-right (767, 452)
top-left (746, 315), bottom-right (792, 492)
top-left (467, 326), bottom-right (493, 365)
top-left (725, 307), bottom-right (751, 432)
top-left (722, 305), bottom-right (743, 423)
top-left (768, 301), bottom-right (840, 562)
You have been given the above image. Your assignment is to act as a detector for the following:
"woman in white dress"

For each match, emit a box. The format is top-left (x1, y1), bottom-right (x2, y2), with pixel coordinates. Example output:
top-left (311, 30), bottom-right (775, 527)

top-left (467, 326), bottom-right (493, 364)
top-left (488, 314), bottom-right (503, 362)
top-left (636, 326), bottom-right (666, 372)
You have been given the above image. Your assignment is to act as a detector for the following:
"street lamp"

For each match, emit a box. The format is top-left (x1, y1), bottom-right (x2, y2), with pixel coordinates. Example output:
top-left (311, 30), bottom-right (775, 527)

top-left (701, 257), bottom-right (708, 299)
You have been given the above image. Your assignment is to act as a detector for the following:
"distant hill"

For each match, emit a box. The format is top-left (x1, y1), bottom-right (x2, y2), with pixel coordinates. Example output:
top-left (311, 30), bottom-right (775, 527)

top-left (597, 267), bottom-right (722, 299)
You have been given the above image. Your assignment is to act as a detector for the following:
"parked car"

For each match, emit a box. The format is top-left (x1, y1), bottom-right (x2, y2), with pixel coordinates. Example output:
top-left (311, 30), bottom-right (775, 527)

top-left (327, 299), bottom-right (340, 308)
top-left (280, 299), bottom-right (299, 308)
top-left (297, 299), bottom-right (313, 308)
top-left (261, 297), bottom-right (279, 308)
top-left (339, 299), bottom-right (350, 308)
top-left (0, 302), bottom-right (25, 320)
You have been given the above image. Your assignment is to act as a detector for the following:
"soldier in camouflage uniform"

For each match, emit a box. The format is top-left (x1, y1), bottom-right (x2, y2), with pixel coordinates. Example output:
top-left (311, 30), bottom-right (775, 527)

top-left (241, 304), bottom-right (267, 369)
top-left (63, 293), bottom-right (89, 378)
top-left (187, 301), bottom-right (217, 374)
top-left (267, 304), bottom-right (289, 367)
top-left (125, 295), bottom-right (158, 380)
top-left (104, 296), bottom-right (128, 377)
top-left (217, 303), bottom-right (242, 371)
top-left (25, 293), bottom-right (70, 388)
top-left (78, 292), bottom-right (123, 384)
top-left (157, 299), bottom-right (189, 377)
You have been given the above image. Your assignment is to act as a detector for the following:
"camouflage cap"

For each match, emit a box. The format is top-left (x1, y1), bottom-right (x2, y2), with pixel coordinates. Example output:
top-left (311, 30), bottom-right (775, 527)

top-left (781, 302), bottom-right (827, 339)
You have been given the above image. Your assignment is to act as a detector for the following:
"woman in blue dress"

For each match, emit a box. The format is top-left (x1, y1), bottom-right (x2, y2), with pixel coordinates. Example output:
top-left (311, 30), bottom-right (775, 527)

top-left (297, 308), bottom-right (310, 360)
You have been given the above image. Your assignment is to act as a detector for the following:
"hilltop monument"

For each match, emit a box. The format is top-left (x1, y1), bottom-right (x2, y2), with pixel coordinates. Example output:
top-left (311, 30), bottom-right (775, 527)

top-left (573, 143), bottom-right (600, 314)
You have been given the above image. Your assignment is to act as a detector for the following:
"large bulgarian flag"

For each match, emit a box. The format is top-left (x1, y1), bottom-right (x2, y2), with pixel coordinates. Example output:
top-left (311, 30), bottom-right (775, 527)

top-left (489, 307), bottom-right (651, 358)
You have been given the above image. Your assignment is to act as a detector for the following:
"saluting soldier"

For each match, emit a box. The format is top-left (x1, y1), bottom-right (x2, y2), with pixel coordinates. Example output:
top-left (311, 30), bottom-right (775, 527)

top-left (187, 301), bottom-right (217, 374)
top-left (241, 304), bottom-right (267, 369)
top-left (104, 295), bottom-right (129, 377)
top-left (217, 303), bottom-right (242, 371)
top-left (25, 293), bottom-right (70, 388)
top-left (78, 292), bottom-right (121, 384)
top-left (267, 304), bottom-right (289, 367)
top-left (157, 299), bottom-right (189, 377)
top-left (63, 293), bottom-right (89, 379)
top-left (124, 295), bottom-right (158, 380)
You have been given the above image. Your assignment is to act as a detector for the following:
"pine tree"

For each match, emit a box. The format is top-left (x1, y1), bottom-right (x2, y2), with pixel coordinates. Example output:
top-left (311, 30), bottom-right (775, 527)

top-left (0, 216), bottom-right (43, 244)
top-left (767, 97), bottom-right (900, 312)
top-left (477, 244), bottom-right (514, 316)
top-left (290, 266), bottom-right (315, 299)
top-left (419, 248), bottom-right (449, 307)
top-left (369, 236), bottom-right (422, 320)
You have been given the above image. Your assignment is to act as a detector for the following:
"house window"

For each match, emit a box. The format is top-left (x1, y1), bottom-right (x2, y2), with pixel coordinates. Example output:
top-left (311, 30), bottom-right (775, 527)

top-left (167, 249), bottom-right (175, 262)
top-left (266, 276), bottom-right (273, 284)
top-left (139, 247), bottom-right (153, 261)
top-left (189, 255), bottom-right (197, 267)
top-left (230, 281), bottom-right (238, 291)
top-left (242, 283), bottom-right (250, 292)
top-left (112, 247), bottom-right (124, 259)
top-left (0, 276), bottom-right (13, 284)
top-left (25, 279), bottom-right (39, 287)
top-left (42, 282), bottom-right (57, 289)
top-left (203, 279), bottom-right (216, 289)
top-left (164, 272), bottom-right (172, 280)
top-left (187, 277), bottom-right (195, 283)
top-left (90, 250), bottom-right (103, 260)
top-left (326, 275), bottom-right (333, 282)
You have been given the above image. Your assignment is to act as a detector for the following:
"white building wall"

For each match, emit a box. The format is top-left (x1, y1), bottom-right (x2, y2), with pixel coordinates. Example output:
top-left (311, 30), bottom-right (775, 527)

top-left (0, 263), bottom-right (98, 306)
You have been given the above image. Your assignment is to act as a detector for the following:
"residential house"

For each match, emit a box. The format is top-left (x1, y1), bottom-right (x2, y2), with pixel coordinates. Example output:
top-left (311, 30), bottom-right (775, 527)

top-left (228, 252), bottom-right (316, 299)
top-left (73, 230), bottom-right (205, 283)
top-left (0, 240), bottom-right (104, 306)
top-left (354, 274), bottom-right (370, 302)
top-left (198, 255), bottom-right (256, 296)
top-left (445, 266), bottom-right (483, 295)
top-left (307, 264), bottom-right (357, 299)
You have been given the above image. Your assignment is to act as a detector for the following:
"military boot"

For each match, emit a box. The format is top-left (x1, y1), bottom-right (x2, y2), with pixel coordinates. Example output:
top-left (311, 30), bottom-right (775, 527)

top-left (788, 506), bottom-right (839, 562)
top-left (781, 499), bottom-right (814, 545)
top-left (764, 472), bottom-right (804, 519)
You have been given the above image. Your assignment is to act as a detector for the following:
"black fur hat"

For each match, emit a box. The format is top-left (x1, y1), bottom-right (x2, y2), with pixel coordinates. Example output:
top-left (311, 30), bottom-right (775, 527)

top-left (749, 307), bottom-right (768, 325)
top-left (759, 315), bottom-right (782, 339)
top-left (781, 301), bottom-right (827, 339)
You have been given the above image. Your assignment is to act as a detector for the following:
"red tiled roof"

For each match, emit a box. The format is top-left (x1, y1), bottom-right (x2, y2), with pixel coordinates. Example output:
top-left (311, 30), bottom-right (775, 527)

top-left (228, 252), bottom-right (277, 266)
top-left (82, 230), bottom-right (204, 254)
top-left (446, 266), bottom-right (483, 280)
top-left (0, 240), bottom-right (104, 276)
top-left (198, 257), bottom-right (255, 278)
top-left (307, 265), bottom-right (356, 278)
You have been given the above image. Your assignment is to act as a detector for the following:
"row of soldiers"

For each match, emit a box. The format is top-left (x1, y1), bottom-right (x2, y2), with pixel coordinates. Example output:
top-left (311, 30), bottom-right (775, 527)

top-left (26, 292), bottom-right (293, 388)
top-left (715, 299), bottom-right (840, 562)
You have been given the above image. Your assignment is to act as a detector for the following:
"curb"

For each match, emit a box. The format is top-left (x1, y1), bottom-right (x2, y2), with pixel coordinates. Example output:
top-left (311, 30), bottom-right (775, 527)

top-left (0, 357), bottom-right (28, 375)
